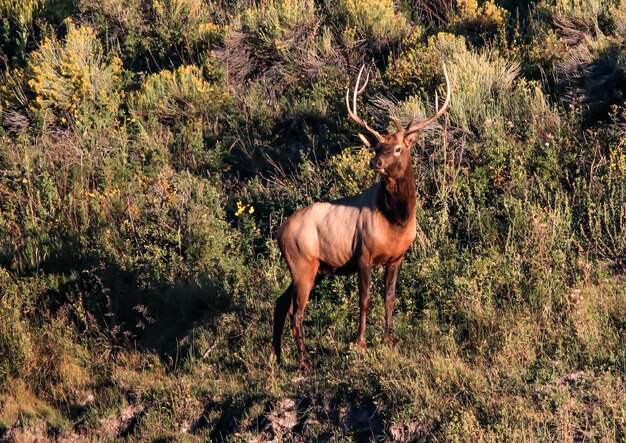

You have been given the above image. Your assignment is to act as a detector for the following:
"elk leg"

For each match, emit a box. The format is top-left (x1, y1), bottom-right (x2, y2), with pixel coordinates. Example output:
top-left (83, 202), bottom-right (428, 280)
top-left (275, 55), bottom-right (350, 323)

top-left (356, 262), bottom-right (372, 348)
top-left (383, 257), bottom-right (403, 345)
top-left (273, 282), bottom-right (294, 366)
top-left (290, 263), bottom-right (318, 370)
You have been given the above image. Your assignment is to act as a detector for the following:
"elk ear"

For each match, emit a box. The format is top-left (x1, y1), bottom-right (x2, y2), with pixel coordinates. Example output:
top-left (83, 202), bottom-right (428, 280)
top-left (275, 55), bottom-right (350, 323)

top-left (357, 133), bottom-right (374, 149)
top-left (404, 130), bottom-right (420, 147)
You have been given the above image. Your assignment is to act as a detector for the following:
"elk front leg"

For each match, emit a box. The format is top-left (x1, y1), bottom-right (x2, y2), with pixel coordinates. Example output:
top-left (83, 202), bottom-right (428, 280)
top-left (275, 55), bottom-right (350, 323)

top-left (356, 262), bottom-right (372, 348)
top-left (383, 257), bottom-right (403, 345)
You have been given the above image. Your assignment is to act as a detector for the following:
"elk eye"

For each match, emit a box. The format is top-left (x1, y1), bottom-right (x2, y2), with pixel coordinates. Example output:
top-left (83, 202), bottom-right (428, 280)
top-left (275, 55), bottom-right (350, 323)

top-left (394, 146), bottom-right (402, 154)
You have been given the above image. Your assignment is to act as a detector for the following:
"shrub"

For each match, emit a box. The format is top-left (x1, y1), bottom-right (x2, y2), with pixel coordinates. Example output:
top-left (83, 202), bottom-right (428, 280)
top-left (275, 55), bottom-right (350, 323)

top-left (392, 33), bottom-right (531, 135)
top-left (131, 64), bottom-right (231, 171)
top-left (0, 68), bottom-right (30, 133)
top-left (0, 269), bottom-right (32, 383)
top-left (77, 0), bottom-right (145, 58)
top-left (0, 0), bottom-right (44, 65)
top-left (405, 0), bottom-right (453, 26)
top-left (548, 0), bottom-right (616, 18)
top-left (388, 32), bottom-right (466, 95)
top-left (449, 0), bottom-right (509, 43)
top-left (527, 0), bottom-right (626, 122)
top-left (240, 0), bottom-right (317, 40)
top-left (221, 0), bottom-right (330, 94)
top-left (336, 0), bottom-right (411, 49)
top-left (580, 174), bottom-right (626, 271)
top-left (78, 0), bottom-right (223, 70)
top-left (148, 0), bottom-right (225, 63)
top-left (26, 21), bottom-right (123, 128)
top-left (133, 65), bottom-right (227, 124)
top-left (0, 0), bottom-right (74, 66)
top-left (445, 49), bottom-right (520, 134)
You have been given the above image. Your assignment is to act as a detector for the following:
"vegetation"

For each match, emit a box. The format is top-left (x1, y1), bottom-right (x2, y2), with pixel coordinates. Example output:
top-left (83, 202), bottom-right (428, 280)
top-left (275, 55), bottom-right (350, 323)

top-left (0, 0), bottom-right (625, 440)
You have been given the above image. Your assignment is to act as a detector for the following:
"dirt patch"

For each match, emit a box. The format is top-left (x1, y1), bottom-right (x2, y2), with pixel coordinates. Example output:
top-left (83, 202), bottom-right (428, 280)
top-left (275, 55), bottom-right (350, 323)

top-left (98, 404), bottom-right (145, 440)
top-left (261, 398), bottom-right (384, 441)
top-left (388, 418), bottom-right (435, 442)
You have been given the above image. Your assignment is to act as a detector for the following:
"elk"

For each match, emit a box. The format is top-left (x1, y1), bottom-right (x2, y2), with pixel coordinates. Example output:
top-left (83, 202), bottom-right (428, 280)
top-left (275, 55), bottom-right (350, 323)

top-left (273, 64), bottom-right (451, 370)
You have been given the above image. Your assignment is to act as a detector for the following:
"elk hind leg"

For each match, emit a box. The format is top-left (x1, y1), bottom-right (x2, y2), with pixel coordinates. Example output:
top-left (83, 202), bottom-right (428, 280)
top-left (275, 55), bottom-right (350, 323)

top-left (273, 282), bottom-right (294, 366)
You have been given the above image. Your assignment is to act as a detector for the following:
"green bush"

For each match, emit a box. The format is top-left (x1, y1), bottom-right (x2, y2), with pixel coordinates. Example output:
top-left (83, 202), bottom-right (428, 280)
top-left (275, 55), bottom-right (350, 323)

top-left (78, 0), bottom-right (224, 70)
top-left (133, 65), bottom-right (227, 124)
top-left (131, 64), bottom-right (232, 172)
top-left (92, 168), bottom-right (243, 288)
top-left (0, 269), bottom-right (32, 384)
top-left (0, 0), bottom-right (44, 65)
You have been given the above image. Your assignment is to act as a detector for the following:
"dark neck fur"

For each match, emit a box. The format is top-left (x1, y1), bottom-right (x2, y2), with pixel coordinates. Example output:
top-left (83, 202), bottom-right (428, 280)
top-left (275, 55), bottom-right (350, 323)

top-left (376, 166), bottom-right (416, 226)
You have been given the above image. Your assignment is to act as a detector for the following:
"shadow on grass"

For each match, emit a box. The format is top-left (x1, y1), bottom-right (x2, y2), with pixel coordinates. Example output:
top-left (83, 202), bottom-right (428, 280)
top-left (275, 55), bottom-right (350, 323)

top-left (191, 394), bottom-right (269, 441)
top-left (9, 235), bottom-right (238, 370)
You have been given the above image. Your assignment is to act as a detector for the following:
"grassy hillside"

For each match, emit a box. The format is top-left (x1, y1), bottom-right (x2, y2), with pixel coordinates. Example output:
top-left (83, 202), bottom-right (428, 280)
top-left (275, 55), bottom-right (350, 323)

top-left (0, 0), bottom-right (625, 441)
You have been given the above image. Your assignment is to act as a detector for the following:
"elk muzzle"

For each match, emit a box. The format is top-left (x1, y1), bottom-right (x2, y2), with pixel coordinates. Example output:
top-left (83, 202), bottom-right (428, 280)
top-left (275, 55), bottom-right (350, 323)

top-left (370, 157), bottom-right (383, 170)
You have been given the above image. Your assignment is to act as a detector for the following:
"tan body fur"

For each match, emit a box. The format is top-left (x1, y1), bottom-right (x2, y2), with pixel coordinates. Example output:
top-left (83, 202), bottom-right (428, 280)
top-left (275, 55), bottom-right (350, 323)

top-left (279, 183), bottom-right (416, 275)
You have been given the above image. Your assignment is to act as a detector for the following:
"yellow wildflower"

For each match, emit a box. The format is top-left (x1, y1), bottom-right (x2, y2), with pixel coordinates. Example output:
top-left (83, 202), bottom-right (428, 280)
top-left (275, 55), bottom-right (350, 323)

top-left (235, 200), bottom-right (246, 217)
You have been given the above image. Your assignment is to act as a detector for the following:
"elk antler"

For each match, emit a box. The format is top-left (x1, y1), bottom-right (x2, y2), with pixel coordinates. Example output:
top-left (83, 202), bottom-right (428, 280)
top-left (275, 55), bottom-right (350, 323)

top-left (405, 63), bottom-right (451, 135)
top-left (390, 116), bottom-right (404, 133)
top-left (346, 65), bottom-right (384, 143)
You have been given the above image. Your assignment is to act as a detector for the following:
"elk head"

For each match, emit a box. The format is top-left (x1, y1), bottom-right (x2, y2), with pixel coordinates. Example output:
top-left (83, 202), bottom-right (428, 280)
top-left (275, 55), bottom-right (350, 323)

top-left (346, 64), bottom-right (451, 179)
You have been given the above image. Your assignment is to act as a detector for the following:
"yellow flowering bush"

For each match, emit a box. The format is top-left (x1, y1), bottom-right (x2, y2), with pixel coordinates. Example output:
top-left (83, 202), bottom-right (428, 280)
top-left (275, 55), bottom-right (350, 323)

top-left (337, 0), bottom-right (410, 46)
top-left (131, 64), bottom-right (232, 172)
top-left (390, 32), bottom-right (466, 93)
top-left (326, 147), bottom-right (376, 198)
top-left (455, 0), bottom-right (507, 26)
top-left (152, 0), bottom-right (223, 44)
top-left (26, 21), bottom-right (123, 127)
top-left (133, 65), bottom-right (228, 123)
top-left (450, 0), bottom-right (509, 38)
top-left (241, 0), bottom-right (316, 38)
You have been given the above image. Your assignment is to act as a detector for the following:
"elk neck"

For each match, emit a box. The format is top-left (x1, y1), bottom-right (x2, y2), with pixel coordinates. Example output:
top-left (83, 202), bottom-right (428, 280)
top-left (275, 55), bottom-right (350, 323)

top-left (376, 164), bottom-right (416, 226)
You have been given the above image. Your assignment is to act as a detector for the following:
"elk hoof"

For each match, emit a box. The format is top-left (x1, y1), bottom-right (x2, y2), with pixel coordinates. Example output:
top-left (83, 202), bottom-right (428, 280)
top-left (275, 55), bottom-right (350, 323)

top-left (355, 339), bottom-right (367, 349)
top-left (383, 332), bottom-right (394, 346)
top-left (299, 358), bottom-right (312, 371)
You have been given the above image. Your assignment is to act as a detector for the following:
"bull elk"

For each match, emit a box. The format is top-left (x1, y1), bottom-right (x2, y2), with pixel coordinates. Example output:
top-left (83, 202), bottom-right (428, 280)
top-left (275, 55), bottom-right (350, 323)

top-left (273, 64), bottom-right (451, 370)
